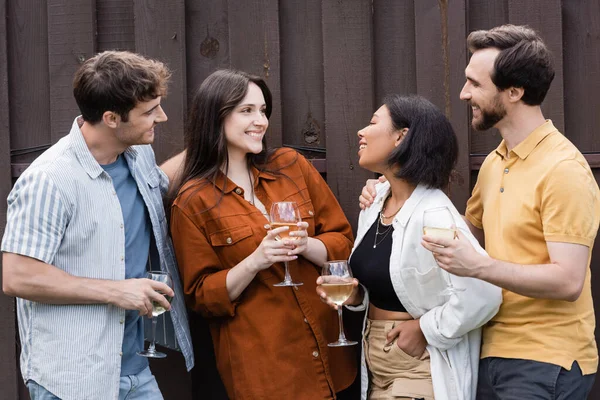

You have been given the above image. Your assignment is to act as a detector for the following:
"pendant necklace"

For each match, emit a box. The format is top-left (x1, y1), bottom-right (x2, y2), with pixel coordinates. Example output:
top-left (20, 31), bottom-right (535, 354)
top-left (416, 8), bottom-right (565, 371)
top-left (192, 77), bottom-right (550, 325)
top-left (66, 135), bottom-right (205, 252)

top-left (373, 194), bottom-right (402, 248)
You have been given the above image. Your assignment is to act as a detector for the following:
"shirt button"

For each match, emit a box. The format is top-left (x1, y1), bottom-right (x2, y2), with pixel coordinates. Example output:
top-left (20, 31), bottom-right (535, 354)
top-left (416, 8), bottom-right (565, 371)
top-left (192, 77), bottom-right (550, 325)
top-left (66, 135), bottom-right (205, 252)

top-left (312, 351), bottom-right (319, 358)
top-left (119, 352), bottom-right (123, 357)
top-left (120, 319), bottom-right (124, 324)
top-left (303, 318), bottom-right (308, 324)
top-left (234, 187), bottom-right (243, 195)
top-left (113, 191), bottom-right (117, 195)
top-left (308, 210), bottom-right (314, 216)
top-left (120, 223), bottom-right (124, 229)
top-left (226, 237), bottom-right (232, 244)
top-left (500, 188), bottom-right (504, 193)
top-left (120, 256), bottom-right (124, 261)
top-left (504, 168), bottom-right (509, 174)
top-left (264, 224), bottom-right (270, 230)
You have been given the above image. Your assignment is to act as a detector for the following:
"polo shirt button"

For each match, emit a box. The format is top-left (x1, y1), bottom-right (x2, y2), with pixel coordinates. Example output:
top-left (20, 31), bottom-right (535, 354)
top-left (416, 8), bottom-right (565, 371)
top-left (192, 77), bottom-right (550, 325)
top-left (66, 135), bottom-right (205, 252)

top-left (234, 187), bottom-right (243, 195)
top-left (226, 237), bottom-right (232, 244)
top-left (500, 188), bottom-right (504, 193)
top-left (312, 351), bottom-right (319, 358)
top-left (504, 168), bottom-right (509, 174)
top-left (308, 210), bottom-right (314, 216)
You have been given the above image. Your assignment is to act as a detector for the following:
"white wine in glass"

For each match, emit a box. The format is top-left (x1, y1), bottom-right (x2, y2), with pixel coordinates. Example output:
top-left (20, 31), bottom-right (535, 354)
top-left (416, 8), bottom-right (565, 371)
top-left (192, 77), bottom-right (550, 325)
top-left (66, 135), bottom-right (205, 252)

top-left (423, 206), bottom-right (465, 295)
top-left (270, 201), bottom-right (303, 287)
top-left (138, 271), bottom-right (173, 358)
top-left (321, 260), bottom-right (358, 347)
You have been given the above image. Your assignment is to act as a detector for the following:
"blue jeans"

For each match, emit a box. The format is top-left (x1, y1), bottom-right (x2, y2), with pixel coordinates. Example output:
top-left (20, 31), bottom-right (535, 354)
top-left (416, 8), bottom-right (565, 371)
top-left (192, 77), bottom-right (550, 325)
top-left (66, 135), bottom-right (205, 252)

top-left (477, 357), bottom-right (595, 400)
top-left (27, 366), bottom-right (163, 400)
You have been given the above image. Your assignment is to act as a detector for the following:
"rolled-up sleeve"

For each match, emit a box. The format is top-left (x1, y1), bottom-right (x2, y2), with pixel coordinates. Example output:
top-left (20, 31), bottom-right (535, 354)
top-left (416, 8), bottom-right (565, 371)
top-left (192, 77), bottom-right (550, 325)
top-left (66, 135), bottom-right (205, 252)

top-left (170, 205), bottom-right (239, 318)
top-left (1, 170), bottom-right (68, 264)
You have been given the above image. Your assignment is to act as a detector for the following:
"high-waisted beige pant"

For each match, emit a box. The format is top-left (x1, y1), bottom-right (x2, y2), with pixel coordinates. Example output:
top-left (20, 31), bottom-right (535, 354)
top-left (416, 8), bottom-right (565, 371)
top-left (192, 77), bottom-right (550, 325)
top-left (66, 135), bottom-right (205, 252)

top-left (364, 319), bottom-right (435, 400)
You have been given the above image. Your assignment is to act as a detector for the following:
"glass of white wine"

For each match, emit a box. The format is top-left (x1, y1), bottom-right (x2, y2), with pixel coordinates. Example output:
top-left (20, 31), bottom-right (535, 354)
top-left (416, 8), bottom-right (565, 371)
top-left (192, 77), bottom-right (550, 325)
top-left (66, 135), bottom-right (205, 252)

top-left (423, 206), bottom-right (465, 295)
top-left (320, 260), bottom-right (358, 347)
top-left (270, 201), bottom-right (303, 287)
top-left (137, 270), bottom-right (173, 358)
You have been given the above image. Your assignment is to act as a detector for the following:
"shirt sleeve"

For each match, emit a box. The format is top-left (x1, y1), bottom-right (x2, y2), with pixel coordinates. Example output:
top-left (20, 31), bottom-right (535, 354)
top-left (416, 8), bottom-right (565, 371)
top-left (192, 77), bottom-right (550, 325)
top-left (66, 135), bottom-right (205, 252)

top-left (541, 159), bottom-right (600, 247)
top-left (1, 170), bottom-right (69, 264)
top-left (297, 154), bottom-right (354, 261)
top-left (170, 205), bottom-right (239, 318)
top-left (465, 177), bottom-right (483, 230)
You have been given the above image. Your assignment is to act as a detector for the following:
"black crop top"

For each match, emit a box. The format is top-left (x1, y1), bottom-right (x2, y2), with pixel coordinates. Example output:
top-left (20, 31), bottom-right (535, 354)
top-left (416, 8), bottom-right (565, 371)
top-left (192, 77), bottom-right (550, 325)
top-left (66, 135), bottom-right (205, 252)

top-left (349, 217), bottom-right (407, 312)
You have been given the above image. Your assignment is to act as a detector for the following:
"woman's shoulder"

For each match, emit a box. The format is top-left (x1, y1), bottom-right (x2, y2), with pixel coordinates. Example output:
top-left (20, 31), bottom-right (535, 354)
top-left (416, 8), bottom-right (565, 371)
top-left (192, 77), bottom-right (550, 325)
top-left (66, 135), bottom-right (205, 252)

top-left (266, 147), bottom-right (302, 169)
top-left (172, 177), bottom-right (217, 211)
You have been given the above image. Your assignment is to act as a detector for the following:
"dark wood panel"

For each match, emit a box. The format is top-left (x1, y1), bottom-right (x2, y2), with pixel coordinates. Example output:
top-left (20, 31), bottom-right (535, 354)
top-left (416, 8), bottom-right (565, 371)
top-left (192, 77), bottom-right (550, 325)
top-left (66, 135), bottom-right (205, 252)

top-left (562, 0), bottom-right (600, 152)
top-left (134, 0), bottom-right (186, 163)
top-left (7, 0), bottom-right (51, 164)
top-left (322, 0), bottom-right (374, 231)
top-left (446, 0), bottom-right (471, 214)
top-left (47, 0), bottom-right (96, 143)
top-left (96, 0), bottom-right (135, 52)
top-left (184, 0), bottom-right (230, 101)
top-left (279, 0), bottom-right (325, 149)
top-left (467, 0), bottom-right (508, 155)
top-left (373, 0), bottom-right (416, 104)
top-left (227, 0), bottom-right (282, 149)
top-left (0, 0), bottom-right (18, 397)
top-left (508, 0), bottom-right (565, 133)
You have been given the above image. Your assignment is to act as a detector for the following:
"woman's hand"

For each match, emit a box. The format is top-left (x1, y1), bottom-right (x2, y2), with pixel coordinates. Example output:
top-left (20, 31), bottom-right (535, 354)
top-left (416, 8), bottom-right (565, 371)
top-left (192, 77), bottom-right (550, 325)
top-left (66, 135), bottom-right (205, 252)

top-left (285, 222), bottom-right (309, 256)
top-left (315, 276), bottom-right (362, 310)
top-left (247, 226), bottom-right (298, 273)
top-left (386, 319), bottom-right (427, 358)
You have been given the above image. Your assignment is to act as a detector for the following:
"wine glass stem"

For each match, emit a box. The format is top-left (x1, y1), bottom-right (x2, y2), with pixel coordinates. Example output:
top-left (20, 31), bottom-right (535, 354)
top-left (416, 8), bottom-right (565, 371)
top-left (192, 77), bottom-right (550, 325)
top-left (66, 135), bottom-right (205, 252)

top-left (283, 261), bottom-right (292, 283)
top-left (148, 316), bottom-right (158, 353)
top-left (337, 307), bottom-right (347, 342)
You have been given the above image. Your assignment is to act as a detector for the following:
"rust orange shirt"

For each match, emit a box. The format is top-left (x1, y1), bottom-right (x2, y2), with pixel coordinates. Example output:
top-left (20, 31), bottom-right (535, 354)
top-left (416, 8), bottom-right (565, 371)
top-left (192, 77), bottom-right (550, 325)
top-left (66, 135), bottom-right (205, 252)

top-left (171, 149), bottom-right (357, 400)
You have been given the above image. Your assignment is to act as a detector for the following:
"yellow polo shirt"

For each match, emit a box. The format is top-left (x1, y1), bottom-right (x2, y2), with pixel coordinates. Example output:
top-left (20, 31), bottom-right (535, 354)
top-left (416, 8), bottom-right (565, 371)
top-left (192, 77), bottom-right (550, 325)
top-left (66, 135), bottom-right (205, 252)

top-left (466, 120), bottom-right (599, 374)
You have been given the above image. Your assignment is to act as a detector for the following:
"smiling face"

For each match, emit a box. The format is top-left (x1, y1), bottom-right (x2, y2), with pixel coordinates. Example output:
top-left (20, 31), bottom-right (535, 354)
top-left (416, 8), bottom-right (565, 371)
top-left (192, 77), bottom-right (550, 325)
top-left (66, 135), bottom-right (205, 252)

top-left (460, 48), bottom-right (507, 131)
top-left (223, 82), bottom-right (268, 161)
top-left (357, 104), bottom-right (403, 174)
top-left (115, 96), bottom-right (167, 146)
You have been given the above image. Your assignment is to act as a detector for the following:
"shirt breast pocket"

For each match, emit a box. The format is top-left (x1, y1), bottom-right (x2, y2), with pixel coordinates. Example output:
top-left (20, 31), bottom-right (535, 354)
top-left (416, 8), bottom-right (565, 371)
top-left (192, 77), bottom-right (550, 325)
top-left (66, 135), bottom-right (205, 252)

top-left (209, 225), bottom-right (257, 265)
top-left (296, 199), bottom-right (316, 237)
top-left (400, 266), bottom-right (449, 310)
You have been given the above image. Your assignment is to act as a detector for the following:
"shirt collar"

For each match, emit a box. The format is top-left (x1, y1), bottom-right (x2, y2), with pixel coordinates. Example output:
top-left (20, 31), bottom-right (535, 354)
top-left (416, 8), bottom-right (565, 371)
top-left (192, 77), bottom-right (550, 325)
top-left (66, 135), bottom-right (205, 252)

top-left (495, 120), bottom-right (557, 160)
top-left (213, 164), bottom-right (277, 193)
top-left (71, 116), bottom-right (138, 179)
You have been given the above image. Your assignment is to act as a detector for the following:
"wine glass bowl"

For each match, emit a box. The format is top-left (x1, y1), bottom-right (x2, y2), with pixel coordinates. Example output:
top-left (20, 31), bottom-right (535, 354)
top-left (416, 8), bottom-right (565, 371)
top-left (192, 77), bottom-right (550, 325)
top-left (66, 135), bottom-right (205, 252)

top-left (321, 260), bottom-right (358, 347)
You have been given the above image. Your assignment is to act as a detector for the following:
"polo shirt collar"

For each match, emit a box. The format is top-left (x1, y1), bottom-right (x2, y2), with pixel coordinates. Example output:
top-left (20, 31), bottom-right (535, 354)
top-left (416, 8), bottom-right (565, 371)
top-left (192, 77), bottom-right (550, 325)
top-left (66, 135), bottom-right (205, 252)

top-left (495, 120), bottom-right (557, 160)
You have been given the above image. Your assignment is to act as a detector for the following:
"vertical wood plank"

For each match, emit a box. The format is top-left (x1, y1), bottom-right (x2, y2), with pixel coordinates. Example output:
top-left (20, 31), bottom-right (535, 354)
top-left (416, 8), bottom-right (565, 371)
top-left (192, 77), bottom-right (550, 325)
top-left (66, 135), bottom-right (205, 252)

top-left (322, 0), bottom-right (374, 230)
top-left (446, 0), bottom-right (471, 213)
top-left (508, 0), bottom-right (564, 133)
top-left (0, 0), bottom-right (18, 397)
top-left (47, 0), bottom-right (96, 143)
top-left (185, 0), bottom-right (230, 101)
top-left (134, 0), bottom-right (186, 163)
top-left (279, 0), bottom-right (325, 150)
top-left (562, 0), bottom-right (600, 152)
top-left (228, 0), bottom-right (282, 149)
top-left (96, 0), bottom-right (135, 52)
top-left (373, 0), bottom-right (417, 103)
top-left (8, 0), bottom-right (51, 165)
top-left (467, 0), bottom-right (509, 155)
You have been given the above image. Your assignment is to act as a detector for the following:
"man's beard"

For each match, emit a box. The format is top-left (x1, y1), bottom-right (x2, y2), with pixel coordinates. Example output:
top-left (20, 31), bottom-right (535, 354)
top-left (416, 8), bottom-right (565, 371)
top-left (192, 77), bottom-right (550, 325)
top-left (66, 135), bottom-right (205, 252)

top-left (472, 97), bottom-right (507, 131)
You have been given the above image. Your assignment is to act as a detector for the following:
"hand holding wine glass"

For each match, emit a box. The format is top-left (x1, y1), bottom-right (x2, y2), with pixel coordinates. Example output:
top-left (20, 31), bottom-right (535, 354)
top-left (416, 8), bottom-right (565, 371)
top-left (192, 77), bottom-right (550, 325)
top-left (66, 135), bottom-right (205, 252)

top-left (270, 202), bottom-right (303, 287)
top-left (138, 271), bottom-right (174, 359)
top-left (320, 260), bottom-right (358, 347)
top-left (422, 206), bottom-right (465, 294)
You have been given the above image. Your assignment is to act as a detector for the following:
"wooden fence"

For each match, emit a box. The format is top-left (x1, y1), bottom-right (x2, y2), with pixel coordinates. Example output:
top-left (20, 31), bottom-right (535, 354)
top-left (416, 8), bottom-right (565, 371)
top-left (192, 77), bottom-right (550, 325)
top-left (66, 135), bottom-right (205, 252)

top-left (1, 1), bottom-right (599, 398)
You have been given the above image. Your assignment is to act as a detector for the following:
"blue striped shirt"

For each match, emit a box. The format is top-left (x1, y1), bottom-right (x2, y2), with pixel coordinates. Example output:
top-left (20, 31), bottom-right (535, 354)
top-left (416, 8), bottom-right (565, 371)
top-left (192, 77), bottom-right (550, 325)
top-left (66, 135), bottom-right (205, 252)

top-left (1, 118), bottom-right (194, 400)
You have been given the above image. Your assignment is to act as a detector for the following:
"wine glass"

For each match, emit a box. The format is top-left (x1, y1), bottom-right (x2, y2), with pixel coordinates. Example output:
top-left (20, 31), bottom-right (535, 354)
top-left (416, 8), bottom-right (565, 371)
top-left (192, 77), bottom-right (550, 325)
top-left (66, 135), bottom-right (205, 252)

top-left (423, 206), bottom-right (465, 295)
top-left (321, 260), bottom-right (358, 347)
top-left (270, 201), bottom-right (303, 287)
top-left (137, 271), bottom-right (173, 358)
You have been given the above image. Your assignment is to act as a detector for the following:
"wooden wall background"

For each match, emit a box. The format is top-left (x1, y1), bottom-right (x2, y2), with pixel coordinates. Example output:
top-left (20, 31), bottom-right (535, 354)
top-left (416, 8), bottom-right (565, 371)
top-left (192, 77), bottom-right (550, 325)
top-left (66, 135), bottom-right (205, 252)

top-left (1, 1), bottom-right (599, 398)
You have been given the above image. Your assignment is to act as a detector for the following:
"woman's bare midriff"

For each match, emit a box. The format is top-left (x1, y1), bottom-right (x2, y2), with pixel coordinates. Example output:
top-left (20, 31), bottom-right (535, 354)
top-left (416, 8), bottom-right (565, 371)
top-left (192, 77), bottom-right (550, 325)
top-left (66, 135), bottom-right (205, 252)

top-left (368, 303), bottom-right (414, 321)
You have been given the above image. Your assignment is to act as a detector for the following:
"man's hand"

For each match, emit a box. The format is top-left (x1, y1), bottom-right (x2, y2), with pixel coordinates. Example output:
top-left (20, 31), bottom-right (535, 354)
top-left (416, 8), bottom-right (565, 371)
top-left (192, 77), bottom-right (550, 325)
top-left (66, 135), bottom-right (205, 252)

top-left (359, 176), bottom-right (386, 210)
top-left (110, 278), bottom-right (174, 317)
top-left (421, 229), bottom-right (486, 278)
top-left (386, 319), bottom-right (427, 358)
